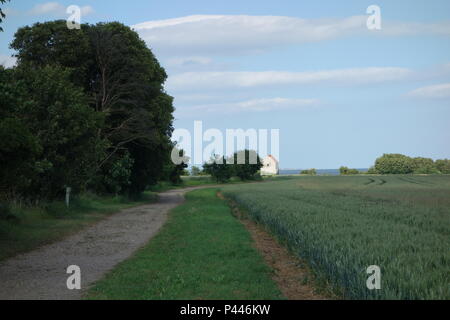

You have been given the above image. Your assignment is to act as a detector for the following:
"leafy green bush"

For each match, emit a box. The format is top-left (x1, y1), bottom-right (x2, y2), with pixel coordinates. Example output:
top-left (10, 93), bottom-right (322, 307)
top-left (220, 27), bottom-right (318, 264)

top-left (374, 154), bottom-right (444, 175)
top-left (374, 154), bottom-right (414, 174)
top-left (300, 169), bottom-right (317, 175)
top-left (436, 159), bottom-right (450, 174)
top-left (203, 156), bottom-right (234, 183)
top-left (0, 203), bottom-right (15, 220)
top-left (339, 166), bottom-right (359, 175)
top-left (229, 150), bottom-right (262, 181)
top-left (100, 152), bottom-right (134, 195)
top-left (411, 157), bottom-right (439, 174)
top-left (366, 166), bottom-right (378, 174)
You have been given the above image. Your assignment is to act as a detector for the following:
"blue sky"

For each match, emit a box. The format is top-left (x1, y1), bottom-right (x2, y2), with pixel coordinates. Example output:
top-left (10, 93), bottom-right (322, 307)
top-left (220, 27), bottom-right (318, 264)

top-left (1, 0), bottom-right (449, 168)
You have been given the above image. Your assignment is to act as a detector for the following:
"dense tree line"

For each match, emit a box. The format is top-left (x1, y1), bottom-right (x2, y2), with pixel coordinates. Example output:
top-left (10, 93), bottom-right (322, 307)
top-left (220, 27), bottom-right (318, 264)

top-left (338, 155), bottom-right (449, 175)
top-left (372, 154), bottom-right (450, 174)
top-left (339, 166), bottom-right (360, 175)
top-left (203, 150), bottom-right (263, 183)
top-left (0, 20), bottom-right (175, 202)
top-left (300, 169), bottom-right (317, 175)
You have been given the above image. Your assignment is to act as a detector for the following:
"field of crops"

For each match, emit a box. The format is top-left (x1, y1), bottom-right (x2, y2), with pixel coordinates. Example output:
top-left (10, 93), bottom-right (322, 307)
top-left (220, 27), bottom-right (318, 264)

top-left (221, 175), bottom-right (450, 299)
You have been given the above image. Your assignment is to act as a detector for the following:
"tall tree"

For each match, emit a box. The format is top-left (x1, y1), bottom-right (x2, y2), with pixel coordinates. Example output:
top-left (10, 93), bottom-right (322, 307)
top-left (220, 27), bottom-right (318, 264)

top-left (435, 159), bottom-right (450, 174)
top-left (374, 154), bottom-right (414, 174)
top-left (0, 66), bottom-right (40, 199)
top-left (230, 150), bottom-right (262, 180)
top-left (0, 65), bottom-right (103, 200)
top-left (203, 155), bottom-right (234, 183)
top-left (10, 20), bottom-right (175, 195)
top-left (10, 20), bottom-right (93, 88)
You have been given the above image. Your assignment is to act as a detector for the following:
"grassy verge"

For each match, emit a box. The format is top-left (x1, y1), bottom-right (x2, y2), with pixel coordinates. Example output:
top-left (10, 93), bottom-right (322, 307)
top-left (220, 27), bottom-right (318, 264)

top-left (86, 188), bottom-right (283, 300)
top-left (0, 192), bottom-right (157, 261)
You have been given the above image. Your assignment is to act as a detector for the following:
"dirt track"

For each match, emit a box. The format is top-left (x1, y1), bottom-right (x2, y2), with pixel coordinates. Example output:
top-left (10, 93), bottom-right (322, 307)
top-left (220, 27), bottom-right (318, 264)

top-left (0, 187), bottom-right (206, 300)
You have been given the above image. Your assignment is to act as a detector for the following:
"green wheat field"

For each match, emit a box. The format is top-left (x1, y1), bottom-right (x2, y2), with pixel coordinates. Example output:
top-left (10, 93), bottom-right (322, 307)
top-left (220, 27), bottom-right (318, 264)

top-left (221, 175), bottom-right (450, 300)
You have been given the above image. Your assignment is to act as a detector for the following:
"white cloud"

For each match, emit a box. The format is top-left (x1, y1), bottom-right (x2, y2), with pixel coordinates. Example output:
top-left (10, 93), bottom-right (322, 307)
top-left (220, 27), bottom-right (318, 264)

top-left (80, 6), bottom-right (94, 16)
top-left (28, 2), bottom-right (94, 16)
top-left (0, 55), bottom-right (17, 68)
top-left (166, 56), bottom-right (213, 68)
top-left (28, 2), bottom-right (65, 15)
top-left (163, 56), bottom-right (232, 73)
top-left (381, 21), bottom-right (450, 36)
top-left (167, 67), bottom-right (413, 92)
top-left (408, 83), bottom-right (450, 99)
top-left (132, 15), bottom-right (450, 56)
top-left (175, 93), bottom-right (224, 103)
top-left (177, 97), bottom-right (319, 115)
top-left (133, 15), bottom-right (365, 56)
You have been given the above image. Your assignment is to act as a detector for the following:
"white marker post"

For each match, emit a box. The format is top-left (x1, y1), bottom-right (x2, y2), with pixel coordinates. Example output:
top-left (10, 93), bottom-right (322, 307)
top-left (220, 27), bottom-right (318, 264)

top-left (65, 187), bottom-right (72, 208)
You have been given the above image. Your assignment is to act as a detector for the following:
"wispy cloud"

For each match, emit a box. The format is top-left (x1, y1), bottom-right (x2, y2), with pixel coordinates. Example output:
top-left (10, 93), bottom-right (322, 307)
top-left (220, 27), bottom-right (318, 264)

top-left (28, 2), bottom-right (65, 15)
top-left (133, 15), bottom-right (365, 56)
top-left (167, 67), bottom-right (413, 92)
top-left (167, 56), bottom-right (213, 67)
top-left (176, 97), bottom-right (319, 116)
top-left (132, 15), bottom-right (450, 56)
top-left (408, 83), bottom-right (450, 99)
top-left (80, 6), bottom-right (94, 16)
top-left (28, 2), bottom-right (94, 17)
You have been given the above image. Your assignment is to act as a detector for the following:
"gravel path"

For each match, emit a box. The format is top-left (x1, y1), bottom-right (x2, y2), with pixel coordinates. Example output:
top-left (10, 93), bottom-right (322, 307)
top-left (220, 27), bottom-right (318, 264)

top-left (0, 187), bottom-right (208, 300)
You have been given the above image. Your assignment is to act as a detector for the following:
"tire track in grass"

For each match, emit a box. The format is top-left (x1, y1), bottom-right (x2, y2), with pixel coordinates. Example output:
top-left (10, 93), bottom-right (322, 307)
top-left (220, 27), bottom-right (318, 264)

top-left (398, 177), bottom-right (433, 186)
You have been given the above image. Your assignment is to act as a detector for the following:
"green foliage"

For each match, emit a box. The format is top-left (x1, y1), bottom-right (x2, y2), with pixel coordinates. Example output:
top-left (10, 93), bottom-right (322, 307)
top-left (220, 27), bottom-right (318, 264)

top-left (167, 149), bottom-right (189, 185)
top-left (4, 20), bottom-right (175, 200)
top-left (374, 154), bottom-right (414, 174)
top-left (203, 156), bottom-right (234, 183)
top-left (87, 22), bottom-right (174, 194)
top-left (229, 149), bottom-right (263, 181)
top-left (190, 166), bottom-right (202, 176)
top-left (435, 159), bottom-right (450, 174)
top-left (411, 157), bottom-right (438, 174)
top-left (101, 152), bottom-right (134, 195)
top-left (202, 150), bottom-right (262, 183)
top-left (222, 176), bottom-right (450, 299)
top-left (21, 66), bottom-right (103, 199)
top-left (0, 65), bottom-right (103, 200)
top-left (339, 166), bottom-right (360, 175)
top-left (374, 154), bottom-right (443, 175)
top-left (366, 166), bottom-right (378, 174)
top-left (0, 117), bottom-right (40, 198)
top-left (0, 202), bottom-right (16, 221)
top-left (11, 20), bottom-right (93, 88)
top-left (300, 168), bottom-right (317, 175)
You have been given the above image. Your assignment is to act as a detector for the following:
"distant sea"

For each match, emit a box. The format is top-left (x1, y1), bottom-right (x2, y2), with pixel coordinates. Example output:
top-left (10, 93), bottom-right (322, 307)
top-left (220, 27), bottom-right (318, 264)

top-left (279, 169), bottom-right (368, 176)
